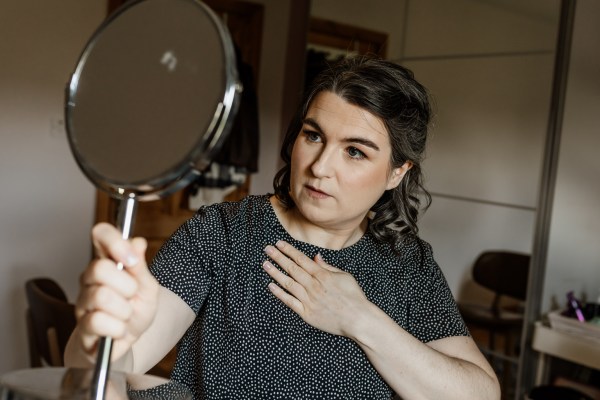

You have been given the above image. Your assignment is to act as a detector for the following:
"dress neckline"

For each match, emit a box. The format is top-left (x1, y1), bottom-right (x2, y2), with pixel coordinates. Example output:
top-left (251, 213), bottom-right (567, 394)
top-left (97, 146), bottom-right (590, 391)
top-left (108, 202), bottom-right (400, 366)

top-left (261, 194), bottom-right (371, 255)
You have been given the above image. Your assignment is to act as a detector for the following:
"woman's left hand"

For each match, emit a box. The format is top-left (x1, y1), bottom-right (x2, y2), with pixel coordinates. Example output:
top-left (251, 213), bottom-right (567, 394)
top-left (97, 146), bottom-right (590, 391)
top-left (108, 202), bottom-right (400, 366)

top-left (263, 240), bottom-right (371, 337)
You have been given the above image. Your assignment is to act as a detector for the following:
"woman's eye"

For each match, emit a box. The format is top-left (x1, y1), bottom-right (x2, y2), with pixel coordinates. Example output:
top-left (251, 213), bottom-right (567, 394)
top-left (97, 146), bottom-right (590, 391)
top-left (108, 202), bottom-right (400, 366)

top-left (348, 147), bottom-right (366, 160)
top-left (304, 130), bottom-right (321, 143)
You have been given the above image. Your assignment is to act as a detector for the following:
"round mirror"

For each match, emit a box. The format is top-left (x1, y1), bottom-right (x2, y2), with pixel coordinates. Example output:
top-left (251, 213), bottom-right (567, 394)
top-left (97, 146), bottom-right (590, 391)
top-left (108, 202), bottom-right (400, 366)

top-left (61, 0), bottom-right (241, 397)
top-left (66, 0), bottom-right (241, 200)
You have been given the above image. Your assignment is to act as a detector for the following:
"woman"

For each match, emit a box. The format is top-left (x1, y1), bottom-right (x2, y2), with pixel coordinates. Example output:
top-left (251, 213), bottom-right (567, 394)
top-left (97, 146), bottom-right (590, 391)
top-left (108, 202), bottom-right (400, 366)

top-left (66, 56), bottom-right (500, 399)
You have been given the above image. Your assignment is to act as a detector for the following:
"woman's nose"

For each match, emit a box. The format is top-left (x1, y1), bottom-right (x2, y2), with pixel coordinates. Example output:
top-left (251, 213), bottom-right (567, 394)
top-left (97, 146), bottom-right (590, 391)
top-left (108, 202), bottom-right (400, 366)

top-left (310, 147), bottom-right (335, 178)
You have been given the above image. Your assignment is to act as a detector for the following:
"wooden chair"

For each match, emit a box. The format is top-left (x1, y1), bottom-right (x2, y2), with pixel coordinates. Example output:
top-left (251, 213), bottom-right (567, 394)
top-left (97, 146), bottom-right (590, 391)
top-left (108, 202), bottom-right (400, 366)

top-left (458, 251), bottom-right (530, 398)
top-left (25, 278), bottom-right (76, 367)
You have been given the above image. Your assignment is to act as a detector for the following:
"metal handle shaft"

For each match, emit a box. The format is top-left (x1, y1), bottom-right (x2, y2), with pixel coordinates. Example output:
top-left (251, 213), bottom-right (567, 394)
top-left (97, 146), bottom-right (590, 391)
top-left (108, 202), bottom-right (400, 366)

top-left (91, 196), bottom-right (137, 400)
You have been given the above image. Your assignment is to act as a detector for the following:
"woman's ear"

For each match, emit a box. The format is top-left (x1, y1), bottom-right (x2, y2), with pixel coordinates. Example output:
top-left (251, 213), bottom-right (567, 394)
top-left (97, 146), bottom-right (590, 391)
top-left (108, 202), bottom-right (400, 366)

top-left (386, 161), bottom-right (413, 190)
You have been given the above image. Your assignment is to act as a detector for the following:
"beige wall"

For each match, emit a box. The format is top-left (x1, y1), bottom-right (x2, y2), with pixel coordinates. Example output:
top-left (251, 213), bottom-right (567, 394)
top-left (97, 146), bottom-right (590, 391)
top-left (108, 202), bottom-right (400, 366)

top-left (403, 0), bottom-right (559, 305)
top-left (0, 0), bottom-right (106, 374)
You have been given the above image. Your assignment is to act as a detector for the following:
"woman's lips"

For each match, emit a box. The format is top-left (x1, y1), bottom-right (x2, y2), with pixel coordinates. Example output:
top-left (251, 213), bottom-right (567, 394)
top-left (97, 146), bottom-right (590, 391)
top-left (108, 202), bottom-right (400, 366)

top-left (305, 185), bottom-right (330, 199)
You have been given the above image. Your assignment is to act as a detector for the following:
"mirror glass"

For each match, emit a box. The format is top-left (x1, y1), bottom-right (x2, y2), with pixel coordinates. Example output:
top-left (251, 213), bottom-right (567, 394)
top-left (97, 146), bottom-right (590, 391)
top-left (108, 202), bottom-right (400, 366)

top-left (66, 0), bottom-right (240, 199)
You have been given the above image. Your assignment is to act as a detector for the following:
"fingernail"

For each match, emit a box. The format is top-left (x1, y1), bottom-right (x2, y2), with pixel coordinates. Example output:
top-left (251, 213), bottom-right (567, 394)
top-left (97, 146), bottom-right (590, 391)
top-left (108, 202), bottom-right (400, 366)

top-left (124, 254), bottom-right (139, 267)
top-left (262, 261), bottom-right (273, 270)
top-left (315, 253), bottom-right (323, 262)
top-left (276, 240), bottom-right (285, 249)
top-left (264, 245), bottom-right (274, 255)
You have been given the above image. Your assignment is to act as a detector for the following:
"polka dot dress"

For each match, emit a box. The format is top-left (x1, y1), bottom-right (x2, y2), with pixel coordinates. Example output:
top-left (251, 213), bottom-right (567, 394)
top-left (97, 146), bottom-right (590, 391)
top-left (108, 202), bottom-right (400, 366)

top-left (149, 195), bottom-right (468, 399)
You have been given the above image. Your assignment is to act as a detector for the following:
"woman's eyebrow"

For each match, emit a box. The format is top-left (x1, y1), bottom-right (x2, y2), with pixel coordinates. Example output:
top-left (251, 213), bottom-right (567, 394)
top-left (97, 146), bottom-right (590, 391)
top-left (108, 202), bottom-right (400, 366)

top-left (302, 117), bottom-right (380, 151)
top-left (302, 118), bottom-right (323, 133)
top-left (344, 137), bottom-right (380, 151)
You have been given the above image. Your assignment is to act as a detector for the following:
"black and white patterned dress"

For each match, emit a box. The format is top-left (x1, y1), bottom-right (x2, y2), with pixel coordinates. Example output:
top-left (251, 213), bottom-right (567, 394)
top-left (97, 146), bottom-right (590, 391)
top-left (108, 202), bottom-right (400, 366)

top-left (149, 195), bottom-right (468, 399)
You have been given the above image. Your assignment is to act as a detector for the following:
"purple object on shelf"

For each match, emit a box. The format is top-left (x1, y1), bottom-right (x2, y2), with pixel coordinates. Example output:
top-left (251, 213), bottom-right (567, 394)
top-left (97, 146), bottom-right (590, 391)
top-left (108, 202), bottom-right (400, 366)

top-left (566, 291), bottom-right (586, 322)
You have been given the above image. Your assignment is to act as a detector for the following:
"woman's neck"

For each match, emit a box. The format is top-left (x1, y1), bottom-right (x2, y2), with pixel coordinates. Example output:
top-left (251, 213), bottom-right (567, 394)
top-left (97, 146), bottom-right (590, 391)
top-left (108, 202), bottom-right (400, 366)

top-left (270, 196), bottom-right (367, 250)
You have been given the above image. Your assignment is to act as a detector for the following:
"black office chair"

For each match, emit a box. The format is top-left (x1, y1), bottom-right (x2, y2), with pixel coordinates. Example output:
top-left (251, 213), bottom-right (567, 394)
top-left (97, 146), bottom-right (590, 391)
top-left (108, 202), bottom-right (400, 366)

top-left (25, 278), bottom-right (76, 367)
top-left (458, 251), bottom-right (530, 398)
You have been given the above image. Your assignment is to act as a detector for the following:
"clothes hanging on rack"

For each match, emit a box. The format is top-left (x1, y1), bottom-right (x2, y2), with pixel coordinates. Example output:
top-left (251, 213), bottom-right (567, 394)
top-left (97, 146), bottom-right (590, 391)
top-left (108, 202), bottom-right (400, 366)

top-left (213, 44), bottom-right (260, 173)
top-left (189, 45), bottom-right (260, 206)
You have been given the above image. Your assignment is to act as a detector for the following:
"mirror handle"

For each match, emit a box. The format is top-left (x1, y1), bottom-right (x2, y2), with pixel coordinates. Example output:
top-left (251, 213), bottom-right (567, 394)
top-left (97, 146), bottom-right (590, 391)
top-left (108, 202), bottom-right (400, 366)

top-left (91, 196), bottom-right (137, 400)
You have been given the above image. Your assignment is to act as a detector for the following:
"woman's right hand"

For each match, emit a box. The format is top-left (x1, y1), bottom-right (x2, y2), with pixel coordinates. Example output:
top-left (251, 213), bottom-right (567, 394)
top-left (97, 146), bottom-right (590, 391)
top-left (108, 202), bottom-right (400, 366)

top-left (74, 222), bottom-right (160, 363)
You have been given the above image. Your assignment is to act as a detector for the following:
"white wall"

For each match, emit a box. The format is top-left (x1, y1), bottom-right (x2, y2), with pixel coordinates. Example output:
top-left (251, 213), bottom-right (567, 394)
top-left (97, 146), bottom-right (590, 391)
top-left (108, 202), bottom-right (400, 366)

top-left (405, 0), bottom-right (600, 314)
top-left (0, 1), bottom-right (106, 374)
top-left (404, 0), bottom-right (559, 304)
top-left (543, 0), bottom-right (600, 311)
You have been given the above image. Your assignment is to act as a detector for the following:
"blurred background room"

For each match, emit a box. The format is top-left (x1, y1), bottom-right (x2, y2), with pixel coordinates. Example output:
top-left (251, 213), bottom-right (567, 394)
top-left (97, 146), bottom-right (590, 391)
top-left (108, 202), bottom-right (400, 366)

top-left (1, 0), bottom-right (598, 399)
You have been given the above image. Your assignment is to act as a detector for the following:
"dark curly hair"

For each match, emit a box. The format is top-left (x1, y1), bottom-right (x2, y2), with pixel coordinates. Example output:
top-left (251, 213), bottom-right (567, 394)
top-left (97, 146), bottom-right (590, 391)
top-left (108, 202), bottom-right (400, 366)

top-left (273, 55), bottom-right (432, 248)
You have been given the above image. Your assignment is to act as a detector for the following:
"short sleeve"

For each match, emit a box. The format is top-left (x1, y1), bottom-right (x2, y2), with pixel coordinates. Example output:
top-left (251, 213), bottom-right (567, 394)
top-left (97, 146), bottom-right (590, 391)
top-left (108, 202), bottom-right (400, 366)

top-left (407, 241), bottom-right (469, 342)
top-left (149, 208), bottom-right (219, 314)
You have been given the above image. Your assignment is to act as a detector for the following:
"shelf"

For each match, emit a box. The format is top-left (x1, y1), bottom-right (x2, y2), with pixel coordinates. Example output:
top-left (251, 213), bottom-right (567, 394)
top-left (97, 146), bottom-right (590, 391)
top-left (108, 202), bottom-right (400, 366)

top-left (532, 321), bottom-right (600, 371)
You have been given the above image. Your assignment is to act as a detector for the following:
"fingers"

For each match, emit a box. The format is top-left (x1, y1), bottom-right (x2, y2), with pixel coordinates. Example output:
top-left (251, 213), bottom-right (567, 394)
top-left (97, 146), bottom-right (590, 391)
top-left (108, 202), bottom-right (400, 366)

top-left (92, 223), bottom-right (139, 268)
top-left (262, 260), bottom-right (305, 300)
top-left (265, 241), bottom-right (340, 283)
top-left (78, 286), bottom-right (132, 322)
top-left (75, 224), bottom-right (153, 347)
top-left (94, 226), bottom-right (155, 293)
top-left (76, 260), bottom-right (135, 322)
top-left (78, 297), bottom-right (131, 338)
top-left (128, 237), bottom-right (153, 282)
top-left (313, 253), bottom-right (340, 273)
top-left (77, 310), bottom-right (130, 355)
top-left (274, 241), bottom-right (313, 266)
top-left (80, 258), bottom-right (137, 298)
top-left (266, 281), bottom-right (304, 314)
top-left (75, 275), bottom-right (133, 353)
top-left (262, 241), bottom-right (368, 337)
top-left (265, 241), bottom-right (317, 279)
top-left (263, 241), bottom-right (333, 302)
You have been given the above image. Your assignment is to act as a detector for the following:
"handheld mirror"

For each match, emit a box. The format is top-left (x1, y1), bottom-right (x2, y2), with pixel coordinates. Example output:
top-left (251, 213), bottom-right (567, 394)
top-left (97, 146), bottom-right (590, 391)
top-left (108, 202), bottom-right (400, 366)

top-left (65, 0), bottom-right (240, 398)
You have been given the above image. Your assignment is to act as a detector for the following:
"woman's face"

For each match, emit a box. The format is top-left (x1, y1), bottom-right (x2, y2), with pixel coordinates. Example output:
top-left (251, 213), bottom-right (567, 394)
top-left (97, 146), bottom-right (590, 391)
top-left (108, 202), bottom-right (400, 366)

top-left (289, 91), bottom-right (411, 232)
